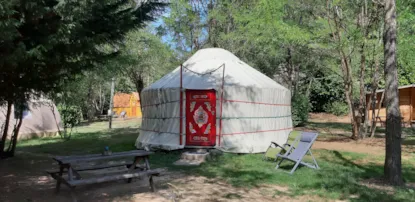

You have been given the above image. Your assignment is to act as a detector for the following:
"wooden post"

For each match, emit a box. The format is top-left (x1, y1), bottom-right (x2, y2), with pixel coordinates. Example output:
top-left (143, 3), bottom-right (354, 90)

top-left (128, 156), bottom-right (141, 183)
top-left (55, 166), bottom-right (64, 193)
top-left (218, 64), bottom-right (226, 146)
top-left (179, 64), bottom-right (183, 145)
top-left (109, 77), bottom-right (115, 129)
top-left (410, 87), bottom-right (413, 126)
top-left (68, 167), bottom-right (74, 181)
top-left (149, 176), bottom-right (155, 192)
top-left (370, 91), bottom-right (385, 138)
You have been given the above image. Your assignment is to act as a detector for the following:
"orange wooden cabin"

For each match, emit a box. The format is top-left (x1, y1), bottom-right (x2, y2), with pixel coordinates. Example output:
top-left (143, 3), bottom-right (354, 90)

top-left (366, 84), bottom-right (415, 127)
top-left (113, 92), bottom-right (142, 118)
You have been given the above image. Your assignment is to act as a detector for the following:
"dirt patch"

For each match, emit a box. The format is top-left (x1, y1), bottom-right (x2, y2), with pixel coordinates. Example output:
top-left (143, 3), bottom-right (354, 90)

top-left (313, 141), bottom-right (384, 156)
top-left (116, 174), bottom-right (329, 202)
top-left (309, 113), bottom-right (351, 123)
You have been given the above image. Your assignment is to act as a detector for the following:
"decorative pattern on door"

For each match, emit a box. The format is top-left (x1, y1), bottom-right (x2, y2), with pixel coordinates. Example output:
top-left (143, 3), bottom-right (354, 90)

top-left (185, 90), bottom-right (216, 146)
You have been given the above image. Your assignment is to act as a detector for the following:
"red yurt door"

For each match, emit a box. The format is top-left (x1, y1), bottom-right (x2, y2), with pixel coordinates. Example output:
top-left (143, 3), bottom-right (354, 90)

top-left (185, 89), bottom-right (216, 146)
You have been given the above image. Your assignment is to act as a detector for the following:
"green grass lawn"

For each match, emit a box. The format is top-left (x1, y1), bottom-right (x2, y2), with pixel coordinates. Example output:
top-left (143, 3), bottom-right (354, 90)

top-left (148, 151), bottom-right (415, 202)
top-left (15, 120), bottom-right (415, 202)
top-left (307, 121), bottom-right (415, 137)
top-left (17, 119), bottom-right (140, 155)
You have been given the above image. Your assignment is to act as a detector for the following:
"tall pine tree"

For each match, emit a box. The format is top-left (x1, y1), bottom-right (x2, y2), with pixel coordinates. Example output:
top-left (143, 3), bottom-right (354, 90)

top-left (0, 0), bottom-right (165, 158)
top-left (383, 0), bottom-right (403, 185)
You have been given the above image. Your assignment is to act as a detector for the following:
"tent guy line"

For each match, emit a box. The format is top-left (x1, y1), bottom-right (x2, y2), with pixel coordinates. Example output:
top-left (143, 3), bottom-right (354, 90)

top-left (182, 63), bottom-right (224, 76)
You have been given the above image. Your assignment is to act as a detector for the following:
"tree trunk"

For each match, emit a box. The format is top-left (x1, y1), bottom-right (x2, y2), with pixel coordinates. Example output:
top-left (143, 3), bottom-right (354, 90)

top-left (130, 71), bottom-right (145, 111)
top-left (86, 83), bottom-right (95, 122)
top-left (6, 117), bottom-right (23, 157)
top-left (371, 91), bottom-right (384, 137)
top-left (359, 42), bottom-right (367, 139)
top-left (383, 0), bottom-right (403, 186)
top-left (341, 52), bottom-right (359, 139)
top-left (328, 6), bottom-right (360, 139)
top-left (0, 101), bottom-right (12, 158)
top-left (368, 58), bottom-right (381, 136)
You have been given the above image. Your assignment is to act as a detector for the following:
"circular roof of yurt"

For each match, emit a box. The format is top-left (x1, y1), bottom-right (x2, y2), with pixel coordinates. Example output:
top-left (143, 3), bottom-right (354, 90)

top-left (144, 48), bottom-right (288, 90)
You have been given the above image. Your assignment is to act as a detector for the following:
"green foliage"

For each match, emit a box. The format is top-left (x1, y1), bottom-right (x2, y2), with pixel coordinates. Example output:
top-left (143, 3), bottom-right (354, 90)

top-left (291, 93), bottom-right (310, 126)
top-left (51, 72), bottom-right (110, 121)
top-left (112, 29), bottom-right (179, 91)
top-left (309, 73), bottom-right (345, 112)
top-left (158, 0), bottom-right (207, 54)
top-left (0, 0), bottom-right (164, 155)
top-left (324, 101), bottom-right (349, 116)
top-left (0, 0), bottom-right (165, 103)
top-left (57, 104), bottom-right (82, 140)
top-left (397, 1), bottom-right (415, 85)
top-left (51, 28), bottom-right (177, 121)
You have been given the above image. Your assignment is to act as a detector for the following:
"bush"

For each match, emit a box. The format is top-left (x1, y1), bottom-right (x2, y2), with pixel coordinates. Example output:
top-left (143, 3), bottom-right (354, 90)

top-left (57, 104), bottom-right (82, 140)
top-left (292, 93), bottom-right (310, 127)
top-left (324, 101), bottom-right (349, 116)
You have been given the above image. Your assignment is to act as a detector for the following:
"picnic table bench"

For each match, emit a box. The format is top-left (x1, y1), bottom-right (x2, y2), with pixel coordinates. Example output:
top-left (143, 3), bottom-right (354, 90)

top-left (47, 150), bottom-right (161, 201)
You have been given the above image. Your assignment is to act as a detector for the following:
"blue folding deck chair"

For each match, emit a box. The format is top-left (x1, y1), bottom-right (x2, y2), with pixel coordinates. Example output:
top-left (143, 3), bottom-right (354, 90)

top-left (275, 131), bottom-right (319, 174)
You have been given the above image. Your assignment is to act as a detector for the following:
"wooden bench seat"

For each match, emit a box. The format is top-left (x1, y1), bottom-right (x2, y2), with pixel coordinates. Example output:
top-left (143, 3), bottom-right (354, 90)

top-left (49, 168), bottom-right (162, 191)
top-left (67, 169), bottom-right (161, 187)
top-left (46, 161), bottom-right (137, 174)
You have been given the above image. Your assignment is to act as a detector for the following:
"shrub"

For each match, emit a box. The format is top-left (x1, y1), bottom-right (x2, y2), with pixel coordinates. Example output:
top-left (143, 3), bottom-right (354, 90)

top-left (57, 104), bottom-right (82, 140)
top-left (292, 93), bottom-right (310, 126)
top-left (324, 101), bottom-right (349, 116)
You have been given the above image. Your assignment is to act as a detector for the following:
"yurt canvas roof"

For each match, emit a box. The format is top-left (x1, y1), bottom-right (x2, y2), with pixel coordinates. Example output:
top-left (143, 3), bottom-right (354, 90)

top-left (137, 48), bottom-right (292, 153)
top-left (0, 98), bottom-right (63, 140)
top-left (145, 48), bottom-right (287, 90)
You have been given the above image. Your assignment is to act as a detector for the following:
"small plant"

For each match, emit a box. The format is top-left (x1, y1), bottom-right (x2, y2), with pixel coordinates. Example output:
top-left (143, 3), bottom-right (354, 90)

top-left (292, 93), bottom-right (310, 127)
top-left (57, 104), bottom-right (82, 140)
top-left (324, 101), bottom-right (349, 116)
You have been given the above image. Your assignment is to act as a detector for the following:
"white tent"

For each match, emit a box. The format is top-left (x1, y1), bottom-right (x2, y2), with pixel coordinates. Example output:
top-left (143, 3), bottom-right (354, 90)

top-left (136, 48), bottom-right (292, 153)
top-left (0, 97), bottom-right (63, 140)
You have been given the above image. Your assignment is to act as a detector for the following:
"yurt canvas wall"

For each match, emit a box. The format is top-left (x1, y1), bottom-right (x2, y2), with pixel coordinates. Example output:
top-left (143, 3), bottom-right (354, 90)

top-left (0, 98), bottom-right (63, 140)
top-left (136, 48), bottom-right (292, 153)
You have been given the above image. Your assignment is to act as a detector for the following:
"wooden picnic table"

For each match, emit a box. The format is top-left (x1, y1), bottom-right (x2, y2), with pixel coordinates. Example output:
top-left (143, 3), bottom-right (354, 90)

top-left (47, 150), bottom-right (161, 202)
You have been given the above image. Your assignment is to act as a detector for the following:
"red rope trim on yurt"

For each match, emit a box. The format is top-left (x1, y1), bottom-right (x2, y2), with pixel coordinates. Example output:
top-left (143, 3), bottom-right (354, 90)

top-left (223, 100), bottom-right (291, 106)
top-left (221, 127), bottom-right (293, 136)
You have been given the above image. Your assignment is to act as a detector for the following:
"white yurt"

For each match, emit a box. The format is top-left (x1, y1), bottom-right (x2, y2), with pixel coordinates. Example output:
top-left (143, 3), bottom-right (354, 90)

top-left (136, 48), bottom-right (292, 153)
